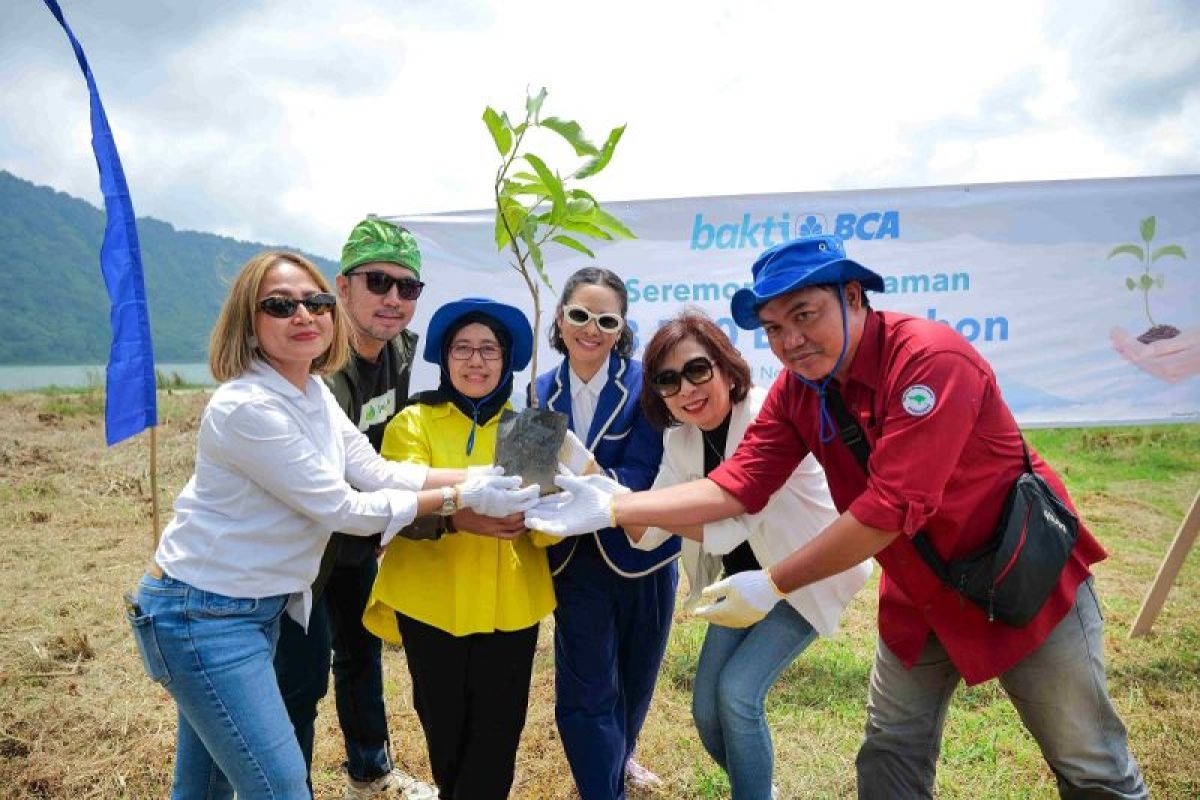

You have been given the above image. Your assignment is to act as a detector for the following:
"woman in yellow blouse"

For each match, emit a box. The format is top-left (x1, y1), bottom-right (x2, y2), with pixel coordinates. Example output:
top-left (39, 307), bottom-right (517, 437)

top-left (363, 298), bottom-right (555, 799)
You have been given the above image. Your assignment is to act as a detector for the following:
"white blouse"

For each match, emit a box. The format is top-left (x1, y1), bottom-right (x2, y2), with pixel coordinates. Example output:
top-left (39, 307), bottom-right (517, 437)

top-left (155, 360), bottom-right (427, 624)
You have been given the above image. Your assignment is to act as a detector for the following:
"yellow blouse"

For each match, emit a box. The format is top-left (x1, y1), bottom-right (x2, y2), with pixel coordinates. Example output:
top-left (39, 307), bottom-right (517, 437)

top-left (362, 401), bottom-right (556, 642)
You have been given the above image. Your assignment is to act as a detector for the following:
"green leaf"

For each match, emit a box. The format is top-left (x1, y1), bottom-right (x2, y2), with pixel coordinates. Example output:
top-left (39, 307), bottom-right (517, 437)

top-left (526, 87), bottom-right (548, 121)
top-left (519, 224), bottom-right (552, 290)
top-left (524, 153), bottom-right (566, 223)
top-left (560, 219), bottom-right (613, 240)
top-left (1140, 216), bottom-right (1156, 243)
top-left (574, 124), bottom-right (626, 179)
top-left (566, 196), bottom-right (596, 216)
top-left (1125, 277), bottom-right (1136, 290)
top-left (482, 106), bottom-right (512, 156)
top-left (495, 196), bottom-right (527, 251)
top-left (1107, 244), bottom-right (1144, 261)
top-left (591, 206), bottom-right (636, 239)
top-left (1151, 244), bottom-right (1186, 262)
top-left (1139, 274), bottom-right (1154, 290)
top-left (552, 234), bottom-right (596, 258)
top-left (505, 180), bottom-right (549, 198)
top-left (540, 117), bottom-right (599, 156)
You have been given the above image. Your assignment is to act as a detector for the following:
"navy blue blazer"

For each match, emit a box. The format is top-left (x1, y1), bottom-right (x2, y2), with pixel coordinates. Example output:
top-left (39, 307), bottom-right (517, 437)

top-left (534, 353), bottom-right (680, 577)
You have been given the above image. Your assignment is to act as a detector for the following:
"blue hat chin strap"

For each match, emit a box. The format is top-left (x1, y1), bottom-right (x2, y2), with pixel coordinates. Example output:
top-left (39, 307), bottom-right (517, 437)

top-left (790, 284), bottom-right (850, 444)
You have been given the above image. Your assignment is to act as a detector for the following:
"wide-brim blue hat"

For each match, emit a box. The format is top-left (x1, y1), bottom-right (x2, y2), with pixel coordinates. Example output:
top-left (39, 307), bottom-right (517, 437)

top-left (730, 235), bottom-right (885, 330)
top-left (423, 298), bottom-right (533, 371)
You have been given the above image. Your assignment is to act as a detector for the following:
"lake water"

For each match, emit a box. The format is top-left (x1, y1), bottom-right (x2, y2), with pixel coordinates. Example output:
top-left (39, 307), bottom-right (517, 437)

top-left (0, 362), bottom-right (214, 391)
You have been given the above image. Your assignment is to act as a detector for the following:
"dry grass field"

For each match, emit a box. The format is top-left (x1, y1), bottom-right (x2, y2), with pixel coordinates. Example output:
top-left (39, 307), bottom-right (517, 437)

top-left (0, 388), bottom-right (1197, 798)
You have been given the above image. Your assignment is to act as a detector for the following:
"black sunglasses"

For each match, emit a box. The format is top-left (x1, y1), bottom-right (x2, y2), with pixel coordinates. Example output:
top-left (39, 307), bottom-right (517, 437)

top-left (349, 270), bottom-right (425, 300)
top-left (257, 292), bottom-right (337, 319)
top-left (650, 356), bottom-right (715, 398)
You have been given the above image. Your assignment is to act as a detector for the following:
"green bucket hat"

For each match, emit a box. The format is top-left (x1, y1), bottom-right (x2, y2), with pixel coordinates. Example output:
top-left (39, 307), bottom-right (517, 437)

top-left (340, 217), bottom-right (422, 277)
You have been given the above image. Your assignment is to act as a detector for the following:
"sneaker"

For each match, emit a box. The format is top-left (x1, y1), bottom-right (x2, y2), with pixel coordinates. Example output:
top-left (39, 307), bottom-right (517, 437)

top-left (344, 767), bottom-right (438, 800)
top-left (625, 757), bottom-right (662, 789)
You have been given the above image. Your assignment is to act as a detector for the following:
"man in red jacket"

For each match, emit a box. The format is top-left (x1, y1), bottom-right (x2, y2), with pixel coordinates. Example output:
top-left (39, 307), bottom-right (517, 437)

top-left (527, 235), bottom-right (1146, 798)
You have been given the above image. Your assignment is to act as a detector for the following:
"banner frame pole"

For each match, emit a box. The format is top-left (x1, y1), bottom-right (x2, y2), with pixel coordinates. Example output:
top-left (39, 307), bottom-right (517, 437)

top-left (1129, 489), bottom-right (1200, 638)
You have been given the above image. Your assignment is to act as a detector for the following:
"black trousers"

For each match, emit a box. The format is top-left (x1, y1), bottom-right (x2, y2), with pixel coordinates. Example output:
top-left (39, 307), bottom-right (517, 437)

top-left (395, 612), bottom-right (539, 800)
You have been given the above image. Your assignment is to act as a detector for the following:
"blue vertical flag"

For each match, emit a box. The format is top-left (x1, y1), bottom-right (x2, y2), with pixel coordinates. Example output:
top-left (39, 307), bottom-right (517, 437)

top-left (43, 0), bottom-right (157, 446)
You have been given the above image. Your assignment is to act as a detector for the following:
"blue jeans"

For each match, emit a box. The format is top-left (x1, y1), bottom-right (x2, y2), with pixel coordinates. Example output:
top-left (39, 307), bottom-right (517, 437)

top-left (129, 573), bottom-right (308, 799)
top-left (856, 578), bottom-right (1146, 799)
top-left (692, 602), bottom-right (818, 800)
top-left (274, 552), bottom-right (390, 784)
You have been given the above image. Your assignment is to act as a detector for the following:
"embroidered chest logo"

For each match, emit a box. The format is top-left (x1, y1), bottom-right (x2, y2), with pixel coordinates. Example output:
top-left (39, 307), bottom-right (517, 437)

top-left (358, 390), bottom-right (396, 431)
top-left (900, 384), bottom-right (936, 416)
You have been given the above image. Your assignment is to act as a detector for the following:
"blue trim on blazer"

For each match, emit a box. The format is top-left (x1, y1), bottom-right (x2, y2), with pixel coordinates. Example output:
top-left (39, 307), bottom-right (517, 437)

top-left (535, 353), bottom-right (680, 577)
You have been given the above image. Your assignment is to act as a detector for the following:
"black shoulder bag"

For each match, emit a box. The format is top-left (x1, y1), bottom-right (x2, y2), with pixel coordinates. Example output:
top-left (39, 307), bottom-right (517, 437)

top-left (825, 385), bottom-right (1079, 627)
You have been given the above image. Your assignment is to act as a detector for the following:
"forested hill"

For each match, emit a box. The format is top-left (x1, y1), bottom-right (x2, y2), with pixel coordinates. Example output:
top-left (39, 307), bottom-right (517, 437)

top-left (0, 170), bottom-right (338, 364)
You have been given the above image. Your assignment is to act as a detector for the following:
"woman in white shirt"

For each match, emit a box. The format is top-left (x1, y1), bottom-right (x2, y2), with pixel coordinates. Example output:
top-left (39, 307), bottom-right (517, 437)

top-left (629, 309), bottom-right (872, 800)
top-left (126, 251), bottom-right (535, 799)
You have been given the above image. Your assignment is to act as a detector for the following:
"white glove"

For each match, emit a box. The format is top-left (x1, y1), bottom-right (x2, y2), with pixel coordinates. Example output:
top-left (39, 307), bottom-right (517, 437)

top-left (558, 430), bottom-right (599, 476)
top-left (693, 569), bottom-right (785, 628)
top-left (457, 474), bottom-right (540, 517)
top-left (523, 474), bottom-right (629, 536)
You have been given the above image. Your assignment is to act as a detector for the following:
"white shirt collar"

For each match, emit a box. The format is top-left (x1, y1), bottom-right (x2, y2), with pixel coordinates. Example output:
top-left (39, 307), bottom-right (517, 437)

top-left (570, 366), bottom-right (608, 400)
top-left (248, 359), bottom-right (322, 406)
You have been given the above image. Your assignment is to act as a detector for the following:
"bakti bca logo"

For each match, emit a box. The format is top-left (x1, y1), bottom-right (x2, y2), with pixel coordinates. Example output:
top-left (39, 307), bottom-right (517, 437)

top-left (689, 209), bottom-right (900, 250)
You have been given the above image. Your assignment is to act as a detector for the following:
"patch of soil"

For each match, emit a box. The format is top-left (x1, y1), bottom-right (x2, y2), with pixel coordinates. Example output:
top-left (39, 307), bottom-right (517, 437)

top-left (1137, 324), bottom-right (1180, 344)
top-left (23, 776), bottom-right (59, 798)
top-left (0, 441), bottom-right (58, 469)
top-left (0, 736), bottom-right (30, 760)
top-left (48, 631), bottom-right (94, 663)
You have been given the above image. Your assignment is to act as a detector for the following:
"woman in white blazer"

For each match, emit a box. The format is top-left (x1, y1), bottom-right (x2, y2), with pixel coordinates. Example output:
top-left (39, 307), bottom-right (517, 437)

top-left (628, 310), bottom-right (872, 800)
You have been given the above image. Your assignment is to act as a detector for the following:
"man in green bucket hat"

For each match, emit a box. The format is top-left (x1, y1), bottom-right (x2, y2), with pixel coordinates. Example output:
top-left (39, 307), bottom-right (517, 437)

top-left (274, 216), bottom-right (438, 799)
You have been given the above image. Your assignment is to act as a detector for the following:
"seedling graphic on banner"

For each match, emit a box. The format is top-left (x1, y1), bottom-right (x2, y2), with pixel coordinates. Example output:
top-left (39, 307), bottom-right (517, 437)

top-left (1108, 216), bottom-right (1188, 340)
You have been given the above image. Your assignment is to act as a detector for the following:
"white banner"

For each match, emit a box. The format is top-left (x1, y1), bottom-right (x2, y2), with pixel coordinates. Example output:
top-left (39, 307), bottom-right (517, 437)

top-left (394, 175), bottom-right (1200, 427)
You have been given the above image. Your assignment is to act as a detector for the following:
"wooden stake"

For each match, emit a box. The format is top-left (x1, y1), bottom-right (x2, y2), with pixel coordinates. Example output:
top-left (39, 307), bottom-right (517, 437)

top-left (1129, 489), bottom-right (1200, 638)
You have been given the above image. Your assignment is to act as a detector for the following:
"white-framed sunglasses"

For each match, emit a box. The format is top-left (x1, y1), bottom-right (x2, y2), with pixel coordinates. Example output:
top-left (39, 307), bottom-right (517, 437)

top-left (562, 304), bottom-right (624, 334)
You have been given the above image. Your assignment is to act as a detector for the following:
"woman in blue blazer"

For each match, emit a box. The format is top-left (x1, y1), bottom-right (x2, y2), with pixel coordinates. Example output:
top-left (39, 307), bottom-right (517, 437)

top-left (533, 267), bottom-right (679, 799)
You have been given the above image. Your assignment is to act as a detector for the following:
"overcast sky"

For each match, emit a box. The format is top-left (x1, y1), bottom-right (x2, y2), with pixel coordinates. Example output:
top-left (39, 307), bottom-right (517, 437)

top-left (3, 0), bottom-right (1197, 259)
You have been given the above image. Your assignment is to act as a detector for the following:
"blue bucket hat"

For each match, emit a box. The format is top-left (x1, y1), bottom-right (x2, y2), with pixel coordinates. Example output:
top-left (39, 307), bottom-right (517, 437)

top-left (730, 235), bottom-right (885, 330)
top-left (423, 298), bottom-right (533, 371)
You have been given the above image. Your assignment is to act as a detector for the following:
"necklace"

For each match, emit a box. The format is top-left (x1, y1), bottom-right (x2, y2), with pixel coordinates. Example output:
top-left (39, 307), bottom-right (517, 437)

top-left (701, 430), bottom-right (724, 463)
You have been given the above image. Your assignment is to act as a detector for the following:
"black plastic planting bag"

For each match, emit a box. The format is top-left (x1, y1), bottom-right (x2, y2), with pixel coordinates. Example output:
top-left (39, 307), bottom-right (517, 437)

top-left (940, 471), bottom-right (1079, 627)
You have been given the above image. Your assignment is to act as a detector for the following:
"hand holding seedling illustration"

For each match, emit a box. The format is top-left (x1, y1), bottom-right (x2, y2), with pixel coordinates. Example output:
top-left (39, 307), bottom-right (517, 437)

top-left (1107, 216), bottom-right (1194, 382)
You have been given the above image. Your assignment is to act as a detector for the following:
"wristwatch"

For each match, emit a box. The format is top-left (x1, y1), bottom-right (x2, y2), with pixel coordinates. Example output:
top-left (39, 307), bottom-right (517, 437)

top-left (437, 485), bottom-right (460, 516)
